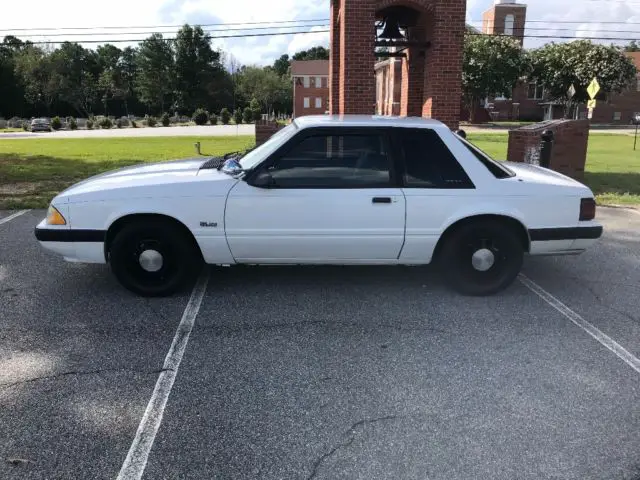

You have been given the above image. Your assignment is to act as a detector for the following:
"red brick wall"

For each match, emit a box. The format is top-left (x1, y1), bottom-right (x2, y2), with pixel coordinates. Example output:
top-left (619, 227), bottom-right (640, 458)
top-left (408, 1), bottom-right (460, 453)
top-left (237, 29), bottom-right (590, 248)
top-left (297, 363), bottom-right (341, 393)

top-left (507, 119), bottom-right (590, 180)
top-left (255, 120), bottom-right (284, 146)
top-left (329, 0), bottom-right (341, 114)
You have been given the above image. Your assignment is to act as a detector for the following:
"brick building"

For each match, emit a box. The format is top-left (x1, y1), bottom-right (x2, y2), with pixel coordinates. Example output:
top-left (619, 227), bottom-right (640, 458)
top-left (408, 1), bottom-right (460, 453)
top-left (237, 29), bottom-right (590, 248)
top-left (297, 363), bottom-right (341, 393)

top-left (291, 60), bottom-right (330, 118)
top-left (482, 0), bottom-right (640, 124)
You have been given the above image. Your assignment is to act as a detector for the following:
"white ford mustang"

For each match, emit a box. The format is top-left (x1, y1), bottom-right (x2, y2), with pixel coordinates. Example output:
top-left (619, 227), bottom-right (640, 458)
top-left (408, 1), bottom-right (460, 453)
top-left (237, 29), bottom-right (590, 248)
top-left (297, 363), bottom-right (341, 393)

top-left (35, 115), bottom-right (603, 297)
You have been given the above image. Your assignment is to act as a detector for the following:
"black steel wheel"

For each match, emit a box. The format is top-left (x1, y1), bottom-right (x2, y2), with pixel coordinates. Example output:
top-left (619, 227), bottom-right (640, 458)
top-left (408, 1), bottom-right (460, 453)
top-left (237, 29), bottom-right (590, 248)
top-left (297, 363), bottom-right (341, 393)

top-left (109, 220), bottom-right (202, 297)
top-left (438, 220), bottom-right (524, 296)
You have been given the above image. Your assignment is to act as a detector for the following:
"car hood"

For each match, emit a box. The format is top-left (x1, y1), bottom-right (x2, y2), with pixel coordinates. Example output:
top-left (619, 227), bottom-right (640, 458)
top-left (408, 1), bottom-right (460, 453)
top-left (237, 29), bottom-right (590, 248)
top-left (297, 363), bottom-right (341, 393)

top-left (56, 157), bottom-right (234, 202)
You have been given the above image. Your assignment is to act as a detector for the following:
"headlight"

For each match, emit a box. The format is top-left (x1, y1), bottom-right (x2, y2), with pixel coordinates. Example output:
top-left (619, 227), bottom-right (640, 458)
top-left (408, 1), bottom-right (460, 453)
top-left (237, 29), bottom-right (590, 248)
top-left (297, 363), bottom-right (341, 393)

top-left (46, 205), bottom-right (67, 225)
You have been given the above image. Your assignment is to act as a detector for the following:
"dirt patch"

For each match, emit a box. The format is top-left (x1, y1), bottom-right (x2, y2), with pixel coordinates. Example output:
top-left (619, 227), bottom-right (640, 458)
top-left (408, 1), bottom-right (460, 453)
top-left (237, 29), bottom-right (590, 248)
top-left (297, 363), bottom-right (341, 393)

top-left (0, 183), bottom-right (38, 195)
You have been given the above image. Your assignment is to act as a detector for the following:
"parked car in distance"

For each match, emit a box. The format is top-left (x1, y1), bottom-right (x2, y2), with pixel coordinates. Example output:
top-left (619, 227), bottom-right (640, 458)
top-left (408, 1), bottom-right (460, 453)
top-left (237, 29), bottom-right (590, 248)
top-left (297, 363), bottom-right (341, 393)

top-left (30, 118), bottom-right (52, 132)
top-left (35, 115), bottom-right (603, 297)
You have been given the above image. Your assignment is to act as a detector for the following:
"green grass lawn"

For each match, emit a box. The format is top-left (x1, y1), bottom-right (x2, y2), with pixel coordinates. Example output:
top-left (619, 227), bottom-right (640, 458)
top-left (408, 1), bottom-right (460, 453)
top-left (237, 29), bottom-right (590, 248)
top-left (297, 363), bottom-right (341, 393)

top-left (468, 132), bottom-right (640, 206)
top-left (0, 136), bottom-right (254, 209)
top-left (1, 132), bottom-right (639, 209)
top-left (1, 128), bottom-right (25, 133)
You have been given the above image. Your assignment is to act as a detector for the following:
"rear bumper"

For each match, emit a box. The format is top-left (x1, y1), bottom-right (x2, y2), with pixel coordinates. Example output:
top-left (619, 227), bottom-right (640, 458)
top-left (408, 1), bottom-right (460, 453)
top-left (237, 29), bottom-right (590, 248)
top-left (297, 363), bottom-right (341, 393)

top-left (528, 226), bottom-right (603, 241)
top-left (528, 225), bottom-right (603, 256)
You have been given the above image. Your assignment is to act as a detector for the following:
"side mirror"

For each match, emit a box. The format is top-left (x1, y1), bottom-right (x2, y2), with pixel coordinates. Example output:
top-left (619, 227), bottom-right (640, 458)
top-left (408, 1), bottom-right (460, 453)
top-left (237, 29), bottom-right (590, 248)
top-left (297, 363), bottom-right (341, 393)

top-left (247, 170), bottom-right (275, 188)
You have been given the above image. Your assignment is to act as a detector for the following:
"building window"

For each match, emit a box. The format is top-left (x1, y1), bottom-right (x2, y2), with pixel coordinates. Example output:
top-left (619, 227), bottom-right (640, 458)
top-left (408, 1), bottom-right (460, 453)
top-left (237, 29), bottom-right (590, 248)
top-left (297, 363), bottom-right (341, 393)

top-left (315, 76), bottom-right (322, 88)
top-left (504, 14), bottom-right (515, 36)
top-left (527, 82), bottom-right (544, 100)
top-left (303, 76), bottom-right (310, 88)
top-left (303, 97), bottom-right (310, 109)
top-left (315, 97), bottom-right (322, 108)
top-left (614, 112), bottom-right (622, 121)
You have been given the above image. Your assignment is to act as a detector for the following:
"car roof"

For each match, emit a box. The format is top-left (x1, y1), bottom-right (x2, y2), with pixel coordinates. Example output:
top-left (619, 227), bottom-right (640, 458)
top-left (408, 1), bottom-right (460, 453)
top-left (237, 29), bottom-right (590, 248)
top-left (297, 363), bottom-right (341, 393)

top-left (293, 115), bottom-right (448, 130)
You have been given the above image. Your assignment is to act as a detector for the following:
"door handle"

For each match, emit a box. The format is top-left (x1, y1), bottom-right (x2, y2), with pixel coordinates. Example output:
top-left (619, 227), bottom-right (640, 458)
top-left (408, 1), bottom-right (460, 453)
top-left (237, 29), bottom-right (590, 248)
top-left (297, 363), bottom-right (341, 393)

top-left (372, 197), bottom-right (392, 204)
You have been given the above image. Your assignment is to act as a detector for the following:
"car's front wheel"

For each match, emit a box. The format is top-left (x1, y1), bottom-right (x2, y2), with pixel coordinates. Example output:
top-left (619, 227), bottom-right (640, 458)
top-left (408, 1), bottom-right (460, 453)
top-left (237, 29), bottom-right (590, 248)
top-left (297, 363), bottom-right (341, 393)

top-left (109, 220), bottom-right (202, 297)
top-left (438, 220), bottom-right (524, 296)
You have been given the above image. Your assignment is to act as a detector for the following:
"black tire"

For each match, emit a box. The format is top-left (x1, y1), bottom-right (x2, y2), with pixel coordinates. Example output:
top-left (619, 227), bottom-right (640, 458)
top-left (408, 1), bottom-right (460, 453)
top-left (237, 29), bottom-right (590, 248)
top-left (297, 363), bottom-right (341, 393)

top-left (109, 220), bottom-right (202, 297)
top-left (438, 220), bottom-right (524, 296)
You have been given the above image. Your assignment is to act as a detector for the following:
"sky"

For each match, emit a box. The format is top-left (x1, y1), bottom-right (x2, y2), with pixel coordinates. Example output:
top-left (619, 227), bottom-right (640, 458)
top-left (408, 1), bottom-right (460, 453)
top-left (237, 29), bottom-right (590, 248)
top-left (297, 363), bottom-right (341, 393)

top-left (1, 0), bottom-right (640, 66)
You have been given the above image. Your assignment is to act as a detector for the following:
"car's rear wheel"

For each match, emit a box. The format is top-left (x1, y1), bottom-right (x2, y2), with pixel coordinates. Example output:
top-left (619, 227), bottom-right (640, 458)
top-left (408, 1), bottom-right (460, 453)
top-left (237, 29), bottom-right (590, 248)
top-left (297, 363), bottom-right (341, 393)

top-left (438, 220), bottom-right (524, 296)
top-left (109, 220), bottom-right (202, 297)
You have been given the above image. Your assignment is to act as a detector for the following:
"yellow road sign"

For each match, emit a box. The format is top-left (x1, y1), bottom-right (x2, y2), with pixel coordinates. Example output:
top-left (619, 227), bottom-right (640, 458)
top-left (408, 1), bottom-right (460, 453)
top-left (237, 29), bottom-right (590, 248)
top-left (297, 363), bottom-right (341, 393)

top-left (587, 78), bottom-right (600, 100)
top-left (587, 99), bottom-right (597, 109)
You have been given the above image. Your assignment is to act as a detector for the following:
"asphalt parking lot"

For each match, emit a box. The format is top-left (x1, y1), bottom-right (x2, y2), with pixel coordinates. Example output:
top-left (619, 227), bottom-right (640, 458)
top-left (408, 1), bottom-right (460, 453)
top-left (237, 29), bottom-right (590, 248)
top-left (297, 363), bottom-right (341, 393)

top-left (1, 207), bottom-right (640, 480)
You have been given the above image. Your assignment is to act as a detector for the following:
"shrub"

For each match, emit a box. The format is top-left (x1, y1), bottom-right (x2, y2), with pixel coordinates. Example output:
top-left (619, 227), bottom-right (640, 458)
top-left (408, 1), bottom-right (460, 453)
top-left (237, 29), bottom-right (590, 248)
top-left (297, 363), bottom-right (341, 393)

top-left (210, 115), bottom-right (218, 125)
top-left (192, 108), bottom-right (209, 125)
top-left (51, 116), bottom-right (62, 130)
top-left (100, 117), bottom-right (113, 129)
top-left (147, 116), bottom-right (157, 127)
top-left (22, 123), bottom-right (28, 131)
top-left (161, 112), bottom-right (170, 127)
top-left (220, 108), bottom-right (231, 125)
top-left (69, 117), bottom-right (78, 130)
top-left (233, 109), bottom-right (243, 125)
top-left (118, 117), bottom-right (130, 127)
top-left (87, 119), bottom-right (94, 130)
top-left (242, 107), bottom-right (254, 124)
top-left (131, 119), bottom-right (138, 128)
top-left (116, 118), bottom-right (123, 128)
top-left (249, 98), bottom-right (262, 122)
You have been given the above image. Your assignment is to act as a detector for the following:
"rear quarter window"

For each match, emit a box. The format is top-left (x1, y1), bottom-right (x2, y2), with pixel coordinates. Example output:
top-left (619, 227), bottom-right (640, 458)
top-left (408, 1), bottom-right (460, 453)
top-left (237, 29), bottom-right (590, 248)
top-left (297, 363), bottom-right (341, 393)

top-left (397, 129), bottom-right (475, 189)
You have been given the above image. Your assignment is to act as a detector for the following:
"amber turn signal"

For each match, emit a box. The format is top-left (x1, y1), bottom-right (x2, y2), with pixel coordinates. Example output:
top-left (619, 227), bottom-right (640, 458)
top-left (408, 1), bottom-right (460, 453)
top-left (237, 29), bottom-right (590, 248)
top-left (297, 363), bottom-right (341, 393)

top-left (46, 205), bottom-right (67, 225)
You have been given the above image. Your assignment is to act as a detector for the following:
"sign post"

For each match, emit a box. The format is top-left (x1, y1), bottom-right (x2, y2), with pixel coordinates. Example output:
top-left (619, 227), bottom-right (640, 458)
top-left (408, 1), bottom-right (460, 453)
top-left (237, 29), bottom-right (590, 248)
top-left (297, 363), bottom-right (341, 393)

top-left (633, 114), bottom-right (640, 151)
top-left (586, 78), bottom-right (600, 122)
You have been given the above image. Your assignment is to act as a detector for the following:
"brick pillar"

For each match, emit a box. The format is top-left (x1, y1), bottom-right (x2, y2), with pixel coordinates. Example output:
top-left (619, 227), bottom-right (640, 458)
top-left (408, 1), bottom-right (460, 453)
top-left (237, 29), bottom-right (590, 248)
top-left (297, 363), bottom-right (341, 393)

top-left (422, 0), bottom-right (466, 129)
top-left (329, 0), bottom-right (341, 114)
top-left (400, 26), bottom-right (426, 117)
top-left (339, 0), bottom-right (375, 114)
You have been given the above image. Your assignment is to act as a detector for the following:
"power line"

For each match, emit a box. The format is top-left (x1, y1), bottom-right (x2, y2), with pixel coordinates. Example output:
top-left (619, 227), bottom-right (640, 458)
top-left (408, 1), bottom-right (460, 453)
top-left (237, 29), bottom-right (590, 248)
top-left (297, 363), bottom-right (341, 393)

top-left (473, 20), bottom-right (640, 25)
top-left (8, 23), bottom-right (330, 38)
top-left (21, 29), bottom-right (331, 45)
top-left (0, 18), bottom-right (329, 34)
top-left (470, 33), bottom-right (640, 42)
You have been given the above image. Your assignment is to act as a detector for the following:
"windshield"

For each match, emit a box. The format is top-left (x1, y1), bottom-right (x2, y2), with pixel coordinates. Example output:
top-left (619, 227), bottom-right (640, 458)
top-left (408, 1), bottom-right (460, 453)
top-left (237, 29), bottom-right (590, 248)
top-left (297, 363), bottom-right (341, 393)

top-left (239, 122), bottom-right (299, 170)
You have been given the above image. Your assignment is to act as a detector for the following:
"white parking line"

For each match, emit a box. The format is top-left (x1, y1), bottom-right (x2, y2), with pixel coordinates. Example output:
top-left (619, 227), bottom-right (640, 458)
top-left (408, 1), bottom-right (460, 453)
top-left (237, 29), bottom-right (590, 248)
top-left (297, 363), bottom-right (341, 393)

top-left (0, 210), bottom-right (30, 225)
top-left (519, 274), bottom-right (640, 375)
top-left (116, 270), bottom-right (210, 480)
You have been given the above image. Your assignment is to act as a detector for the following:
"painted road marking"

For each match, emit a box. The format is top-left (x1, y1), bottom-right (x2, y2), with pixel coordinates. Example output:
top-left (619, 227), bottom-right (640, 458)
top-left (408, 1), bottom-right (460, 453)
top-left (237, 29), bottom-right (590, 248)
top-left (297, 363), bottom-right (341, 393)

top-left (116, 270), bottom-right (210, 480)
top-left (0, 210), bottom-right (30, 226)
top-left (519, 274), bottom-right (640, 375)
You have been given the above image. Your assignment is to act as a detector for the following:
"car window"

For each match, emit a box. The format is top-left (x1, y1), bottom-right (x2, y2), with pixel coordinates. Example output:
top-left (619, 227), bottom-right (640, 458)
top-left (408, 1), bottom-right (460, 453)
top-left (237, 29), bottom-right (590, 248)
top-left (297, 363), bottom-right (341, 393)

top-left (456, 136), bottom-right (515, 179)
top-left (398, 129), bottom-right (474, 189)
top-left (265, 133), bottom-right (392, 188)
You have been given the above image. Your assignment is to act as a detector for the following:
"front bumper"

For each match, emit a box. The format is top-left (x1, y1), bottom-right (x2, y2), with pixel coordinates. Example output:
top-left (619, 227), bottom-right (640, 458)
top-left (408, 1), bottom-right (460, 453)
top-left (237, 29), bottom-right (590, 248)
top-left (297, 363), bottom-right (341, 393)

top-left (35, 222), bottom-right (106, 263)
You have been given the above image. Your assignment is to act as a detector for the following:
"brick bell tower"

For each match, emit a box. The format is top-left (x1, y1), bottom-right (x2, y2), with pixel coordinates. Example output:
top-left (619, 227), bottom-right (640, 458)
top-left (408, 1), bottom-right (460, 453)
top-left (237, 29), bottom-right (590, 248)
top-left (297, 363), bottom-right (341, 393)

top-left (482, 0), bottom-right (527, 45)
top-left (329, 0), bottom-right (467, 129)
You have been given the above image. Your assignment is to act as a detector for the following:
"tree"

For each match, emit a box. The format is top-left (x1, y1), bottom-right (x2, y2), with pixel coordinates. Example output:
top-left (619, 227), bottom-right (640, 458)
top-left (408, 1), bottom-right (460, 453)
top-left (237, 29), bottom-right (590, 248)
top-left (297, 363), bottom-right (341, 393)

top-left (237, 66), bottom-right (290, 114)
top-left (272, 54), bottom-right (290, 77)
top-left (233, 108), bottom-right (243, 124)
top-left (136, 33), bottom-right (174, 113)
top-left (625, 41), bottom-right (640, 52)
top-left (249, 97), bottom-right (262, 121)
top-left (0, 36), bottom-right (27, 117)
top-left (174, 25), bottom-right (230, 113)
top-left (14, 45), bottom-right (60, 115)
top-left (462, 34), bottom-right (529, 122)
top-left (242, 106), bottom-right (253, 123)
top-left (219, 107), bottom-right (231, 124)
top-left (530, 40), bottom-right (638, 117)
top-left (292, 46), bottom-right (329, 61)
top-left (49, 42), bottom-right (100, 116)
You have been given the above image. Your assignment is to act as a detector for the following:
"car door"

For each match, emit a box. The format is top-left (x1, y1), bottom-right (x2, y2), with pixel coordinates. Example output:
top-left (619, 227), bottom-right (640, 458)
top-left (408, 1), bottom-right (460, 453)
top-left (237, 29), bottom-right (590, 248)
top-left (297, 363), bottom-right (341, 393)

top-left (225, 127), bottom-right (406, 263)
top-left (393, 127), bottom-right (479, 263)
